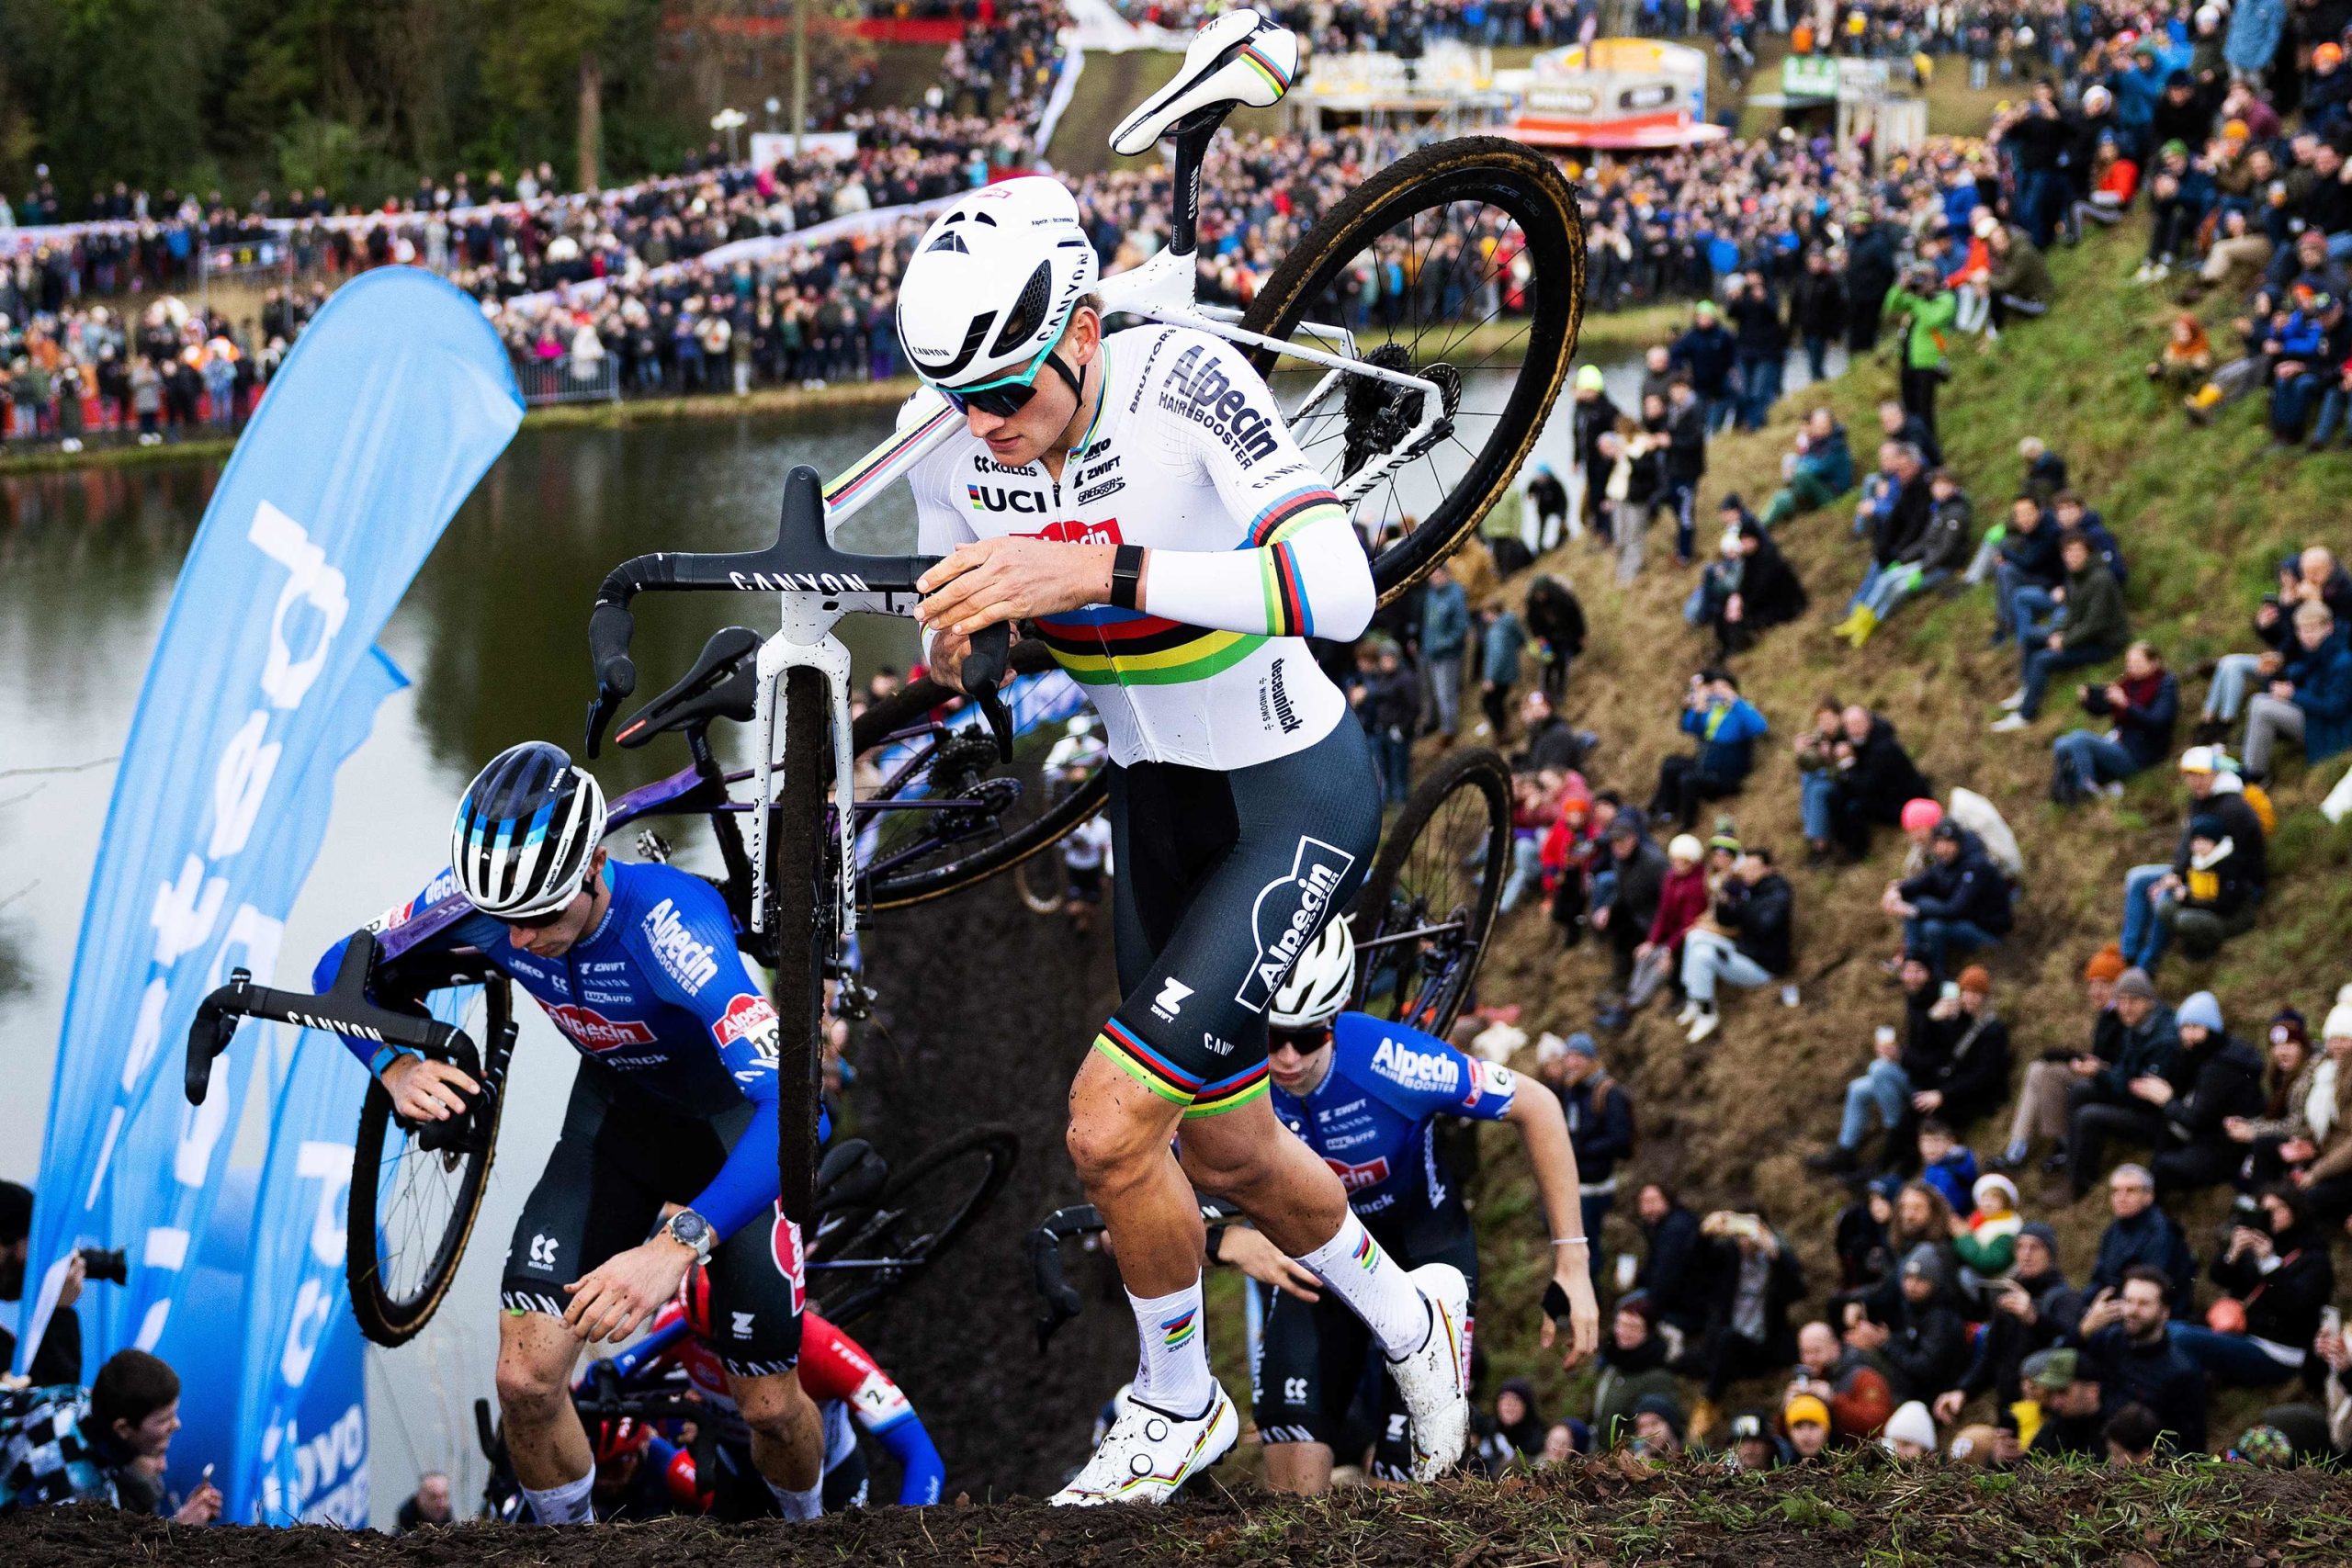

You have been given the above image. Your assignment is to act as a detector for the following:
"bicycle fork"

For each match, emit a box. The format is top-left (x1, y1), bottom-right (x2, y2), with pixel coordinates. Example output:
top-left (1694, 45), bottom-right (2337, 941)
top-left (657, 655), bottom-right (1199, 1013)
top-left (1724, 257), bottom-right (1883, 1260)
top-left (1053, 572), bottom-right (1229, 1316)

top-left (746, 610), bottom-right (860, 943)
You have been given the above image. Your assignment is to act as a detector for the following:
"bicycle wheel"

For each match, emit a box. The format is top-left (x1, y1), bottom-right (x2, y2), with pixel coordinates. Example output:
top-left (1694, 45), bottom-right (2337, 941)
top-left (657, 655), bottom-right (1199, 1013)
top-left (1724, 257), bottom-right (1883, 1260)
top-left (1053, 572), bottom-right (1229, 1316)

top-left (1351, 747), bottom-right (1511, 1038)
top-left (1237, 136), bottom-right (1584, 604)
top-left (809, 1124), bottom-right (1020, 1327)
top-left (1013, 852), bottom-right (1068, 915)
top-left (768, 663), bottom-right (834, 1227)
top-left (346, 976), bottom-right (514, 1348)
top-left (851, 638), bottom-right (1109, 910)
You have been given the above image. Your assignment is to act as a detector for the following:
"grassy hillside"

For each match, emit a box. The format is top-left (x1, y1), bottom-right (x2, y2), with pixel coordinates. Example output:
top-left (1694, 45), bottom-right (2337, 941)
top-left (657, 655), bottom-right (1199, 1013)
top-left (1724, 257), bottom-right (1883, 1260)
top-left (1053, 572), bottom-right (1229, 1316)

top-left (1448, 220), bottom-right (2352, 1432)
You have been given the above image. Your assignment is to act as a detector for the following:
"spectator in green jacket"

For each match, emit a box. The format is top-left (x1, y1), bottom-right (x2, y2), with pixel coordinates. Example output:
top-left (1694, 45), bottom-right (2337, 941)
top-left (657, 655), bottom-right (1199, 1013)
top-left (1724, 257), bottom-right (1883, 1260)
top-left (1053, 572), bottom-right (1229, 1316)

top-left (1984, 223), bottom-right (2053, 341)
top-left (1758, 406), bottom-right (1857, 528)
top-left (1883, 265), bottom-right (1957, 442)
top-left (1995, 530), bottom-right (2129, 731)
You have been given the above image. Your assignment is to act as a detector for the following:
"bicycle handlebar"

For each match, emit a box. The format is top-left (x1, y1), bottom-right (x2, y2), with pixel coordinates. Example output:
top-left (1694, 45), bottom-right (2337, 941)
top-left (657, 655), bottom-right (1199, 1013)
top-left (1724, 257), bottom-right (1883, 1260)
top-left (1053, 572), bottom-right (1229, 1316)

top-left (585, 463), bottom-right (1012, 761)
top-left (184, 930), bottom-right (481, 1106)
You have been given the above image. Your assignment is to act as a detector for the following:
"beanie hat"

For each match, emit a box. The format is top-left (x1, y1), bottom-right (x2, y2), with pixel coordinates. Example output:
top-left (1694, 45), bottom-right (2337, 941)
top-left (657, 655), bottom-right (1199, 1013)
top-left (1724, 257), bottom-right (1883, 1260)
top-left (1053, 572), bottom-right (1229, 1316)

top-left (1562, 1031), bottom-right (1599, 1060)
top-left (2325, 1003), bottom-right (2352, 1042)
top-left (1633, 1391), bottom-right (1687, 1438)
top-left (2084, 943), bottom-right (2127, 984)
top-left (2018, 1220), bottom-right (2060, 1258)
top-left (1957, 965), bottom-right (1993, 995)
top-left (1783, 1393), bottom-right (1832, 1430)
top-left (1882, 1401), bottom-right (1938, 1452)
top-left (1901, 797), bottom-right (1943, 833)
top-left (2178, 990), bottom-right (2224, 1033)
top-left (1973, 1173), bottom-right (2018, 1213)
top-left (1668, 833), bottom-right (1705, 863)
top-left (2113, 967), bottom-right (2158, 1002)
top-left (2270, 1009), bottom-right (2309, 1048)
top-left (1575, 364), bottom-right (1606, 393)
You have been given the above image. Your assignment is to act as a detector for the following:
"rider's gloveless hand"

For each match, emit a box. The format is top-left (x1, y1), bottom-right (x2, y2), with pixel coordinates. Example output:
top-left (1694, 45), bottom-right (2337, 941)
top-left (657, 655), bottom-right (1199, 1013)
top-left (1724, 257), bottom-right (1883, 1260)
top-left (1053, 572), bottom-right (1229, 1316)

top-left (915, 536), bottom-right (1118, 637)
top-left (562, 1236), bottom-right (695, 1345)
top-left (380, 1055), bottom-right (481, 1122)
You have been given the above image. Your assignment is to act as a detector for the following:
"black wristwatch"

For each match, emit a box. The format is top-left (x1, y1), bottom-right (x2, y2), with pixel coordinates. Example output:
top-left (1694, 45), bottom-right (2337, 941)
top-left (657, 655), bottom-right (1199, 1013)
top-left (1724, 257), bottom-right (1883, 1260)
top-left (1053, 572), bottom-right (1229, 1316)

top-left (662, 1209), bottom-right (715, 1267)
top-left (1110, 544), bottom-right (1146, 611)
top-left (1204, 1224), bottom-right (1228, 1265)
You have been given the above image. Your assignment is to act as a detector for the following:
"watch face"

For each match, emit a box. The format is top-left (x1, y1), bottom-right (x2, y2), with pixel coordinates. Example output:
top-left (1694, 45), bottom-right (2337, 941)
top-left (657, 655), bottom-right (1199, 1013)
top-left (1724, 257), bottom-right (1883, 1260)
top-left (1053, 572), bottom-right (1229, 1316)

top-left (672, 1212), bottom-right (710, 1247)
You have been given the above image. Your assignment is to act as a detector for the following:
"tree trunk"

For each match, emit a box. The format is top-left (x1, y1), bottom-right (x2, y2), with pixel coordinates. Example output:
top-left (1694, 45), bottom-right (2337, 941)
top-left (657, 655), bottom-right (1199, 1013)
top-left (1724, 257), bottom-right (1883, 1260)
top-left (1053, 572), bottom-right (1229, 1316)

top-left (576, 51), bottom-right (603, 192)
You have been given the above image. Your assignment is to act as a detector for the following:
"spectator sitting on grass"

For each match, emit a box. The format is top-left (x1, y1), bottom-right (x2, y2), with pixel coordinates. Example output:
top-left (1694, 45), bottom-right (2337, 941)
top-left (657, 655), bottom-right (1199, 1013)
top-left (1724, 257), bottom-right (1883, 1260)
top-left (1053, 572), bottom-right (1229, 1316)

top-left (2198, 547), bottom-right (2352, 745)
top-left (1845, 1246), bottom-right (1971, 1406)
top-left (1600, 832), bottom-right (1708, 1030)
top-left (1875, 396), bottom-right (1943, 471)
top-left (1757, 406), bottom-right (1856, 528)
top-left (1538, 1032), bottom-right (1635, 1279)
top-left (1982, 220), bottom-right (2053, 341)
top-left (1705, 514), bottom-right (1810, 660)
top-left (1992, 527), bottom-right (2130, 732)
top-left (1512, 687), bottom-right (1589, 776)
top-left (1914, 1118), bottom-right (1982, 1217)
top-left (1935, 1225), bottom-right (2084, 1422)
top-left (1834, 467), bottom-right (1972, 649)
top-left (2118, 746), bottom-right (2270, 973)
top-left (2000, 945), bottom-right (2129, 1173)
top-left (1649, 667), bottom-right (1770, 831)
top-left (2224, 1008), bottom-right (2317, 1181)
top-left (1984, 493), bottom-right (2062, 649)
top-left (2262, 290), bottom-right (2352, 452)
top-left (2086, 1164), bottom-right (2196, 1315)
top-left (1781, 1393), bottom-right (1835, 1462)
top-left (2018, 438), bottom-right (2068, 504)
top-left (1634, 1183), bottom-right (1711, 1352)
top-left (2171, 1185), bottom-right (2335, 1390)
top-left (1788, 1320), bottom-right (1896, 1442)
top-left (1837, 440), bottom-right (1931, 622)
top-left (2154, 813), bottom-right (2263, 965)
top-left (2064, 978), bottom-right (2202, 1201)
top-left (2048, 492), bottom-right (2127, 586)
top-left (1884, 820), bottom-right (2014, 977)
top-left (1689, 1210), bottom-right (1807, 1418)
top-left (2146, 310), bottom-right (2214, 389)
top-left (1815, 705), bottom-right (1928, 864)
top-left (1951, 1171), bottom-right (2023, 1296)
top-left (1812, 1014), bottom-right (1920, 1177)
top-left (1906, 965), bottom-right (2015, 1147)
top-left (1589, 1292), bottom-right (1681, 1447)
top-left (1793, 696), bottom-right (1849, 864)
top-left (2144, 990), bottom-right (2267, 1195)
top-left (2050, 641), bottom-right (2179, 805)
top-left (1725, 1410), bottom-right (1790, 1471)
top-left (1595, 810), bottom-right (1668, 1007)
top-left (2018, 1348), bottom-right (2109, 1458)
top-left (2077, 1266), bottom-right (2208, 1455)
top-left (1679, 846), bottom-right (1794, 1044)
top-left (2240, 601), bottom-right (2352, 784)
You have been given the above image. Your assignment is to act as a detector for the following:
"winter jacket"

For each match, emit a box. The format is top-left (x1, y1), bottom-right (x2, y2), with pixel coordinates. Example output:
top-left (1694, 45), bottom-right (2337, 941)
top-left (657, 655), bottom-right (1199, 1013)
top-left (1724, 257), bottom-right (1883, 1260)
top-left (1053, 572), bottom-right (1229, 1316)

top-left (1883, 1292), bottom-right (1972, 1401)
top-left (2211, 1225), bottom-right (2335, 1350)
top-left (1523, 577), bottom-right (1586, 658)
top-left (1716, 871), bottom-right (1794, 976)
top-left (1894, 493), bottom-right (1971, 577)
top-left (1898, 841), bottom-right (2015, 935)
top-left (1421, 580), bottom-right (1471, 660)
top-left (2082, 1325), bottom-right (2207, 1452)
top-left (2055, 559), bottom-right (2129, 652)
top-left (1985, 230), bottom-right (2053, 306)
top-left (2168, 785), bottom-right (2267, 892)
top-left (1662, 399), bottom-right (1708, 488)
top-left (1997, 517), bottom-right (2064, 590)
top-left (1590, 1337), bottom-right (1680, 1443)
top-left (1646, 863), bottom-right (1711, 953)
top-left (1789, 270), bottom-right (1848, 339)
top-left (1871, 471), bottom-right (1935, 568)
top-left (1679, 696), bottom-right (1770, 781)
top-left (2089, 1003), bottom-right (2181, 1103)
top-left (1481, 610), bottom-right (1527, 686)
top-left (1919, 1147), bottom-right (1981, 1217)
top-left (1610, 839), bottom-right (1671, 938)
top-left (2080, 670), bottom-right (2179, 773)
top-left (1636, 1202), bottom-right (1710, 1332)
top-left (1840, 717), bottom-right (1934, 827)
top-left (1669, 321), bottom-right (1738, 396)
top-left (1792, 422), bottom-right (1856, 495)
top-left (1881, 283), bottom-right (1957, 371)
top-left (2158, 1032), bottom-right (2267, 1153)
top-left (2284, 626), bottom-right (2352, 762)
top-left (1733, 536), bottom-right (1810, 630)
top-left (1558, 1072), bottom-right (1636, 1191)
top-left (1910, 1010), bottom-right (2014, 1130)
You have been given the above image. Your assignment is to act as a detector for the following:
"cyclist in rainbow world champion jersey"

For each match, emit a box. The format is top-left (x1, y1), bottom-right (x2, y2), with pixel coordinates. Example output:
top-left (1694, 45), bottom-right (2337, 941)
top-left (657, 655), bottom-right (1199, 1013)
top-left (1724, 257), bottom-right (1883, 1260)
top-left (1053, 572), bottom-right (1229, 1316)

top-left (891, 175), bottom-right (1473, 1500)
top-left (1222, 921), bottom-right (1600, 1494)
top-left (311, 743), bottom-right (831, 1526)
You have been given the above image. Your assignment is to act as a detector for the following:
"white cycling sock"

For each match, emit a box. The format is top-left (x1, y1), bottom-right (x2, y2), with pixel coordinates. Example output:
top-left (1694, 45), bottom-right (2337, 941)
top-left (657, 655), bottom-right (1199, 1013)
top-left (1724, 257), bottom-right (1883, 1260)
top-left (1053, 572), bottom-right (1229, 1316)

top-left (766, 1476), bottom-right (824, 1521)
top-left (1295, 1213), bottom-right (1430, 1359)
top-left (520, 1471), bottom-right (595, 1525)
top-left (1125, 1276), bottom-right (1213, 1417)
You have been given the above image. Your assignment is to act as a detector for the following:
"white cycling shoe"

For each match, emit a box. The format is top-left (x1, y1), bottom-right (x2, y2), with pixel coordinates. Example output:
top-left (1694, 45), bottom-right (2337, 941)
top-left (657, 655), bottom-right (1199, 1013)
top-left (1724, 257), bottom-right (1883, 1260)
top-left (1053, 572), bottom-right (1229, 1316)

top-left (1049, 1382), bottom-right (1238, 1506)
top-left (1386, 1262), bottom-right (1472, 1482)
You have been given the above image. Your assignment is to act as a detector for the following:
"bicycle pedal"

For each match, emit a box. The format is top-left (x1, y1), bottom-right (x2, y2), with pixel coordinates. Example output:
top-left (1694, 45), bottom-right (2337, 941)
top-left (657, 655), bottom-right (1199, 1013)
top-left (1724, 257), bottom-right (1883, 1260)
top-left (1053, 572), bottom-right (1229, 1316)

top-left (635, 829), bottom-right (673, 863)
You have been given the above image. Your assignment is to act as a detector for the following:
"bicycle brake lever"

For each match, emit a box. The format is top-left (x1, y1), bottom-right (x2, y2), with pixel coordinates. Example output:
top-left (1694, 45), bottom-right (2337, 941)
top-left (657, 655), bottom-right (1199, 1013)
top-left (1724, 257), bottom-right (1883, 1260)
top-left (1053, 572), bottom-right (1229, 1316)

top-left (962, 622), bottom-right (1014, 763)
top-left (183, 969), bottom-right (253, 1105)
top-left (585, 598), bottom-right (640, 759)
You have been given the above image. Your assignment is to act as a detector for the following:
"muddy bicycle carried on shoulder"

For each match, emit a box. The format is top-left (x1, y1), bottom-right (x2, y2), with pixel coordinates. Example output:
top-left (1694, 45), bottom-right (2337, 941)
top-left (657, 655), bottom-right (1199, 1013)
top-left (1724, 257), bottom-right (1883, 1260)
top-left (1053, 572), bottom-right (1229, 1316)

top-left (186, 6), bottom-right (1577, 1348)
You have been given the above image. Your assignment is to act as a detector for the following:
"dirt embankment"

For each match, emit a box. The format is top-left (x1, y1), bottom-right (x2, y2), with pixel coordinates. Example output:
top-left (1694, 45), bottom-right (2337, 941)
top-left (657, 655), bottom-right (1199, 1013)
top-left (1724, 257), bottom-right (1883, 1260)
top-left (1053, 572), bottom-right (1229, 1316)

top-left (851, 875), bottom-right (1129, 1500)
top-left (12, 1459), bottom-right (2352, 1565)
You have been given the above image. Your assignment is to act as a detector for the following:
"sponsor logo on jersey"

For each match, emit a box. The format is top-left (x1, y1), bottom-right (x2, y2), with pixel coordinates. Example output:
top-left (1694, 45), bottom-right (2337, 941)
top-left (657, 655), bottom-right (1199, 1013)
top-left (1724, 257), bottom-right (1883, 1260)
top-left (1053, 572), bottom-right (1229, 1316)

top-left (1151, 976), bottom-right (1194, 1021)
top-left (545, 1003), bottom-right (659, 1052)
top-left (643, 897), bottom-right (720, 993)
top-left (1234, 837), bottom-right (1357, 1013)
top-left (1075, 453), bottom-right (1121, 482)
top-left (580, 988), bottom-right (632, 1006)
top-left (713, 992), bottom-right (782, 1067)
top-left (967, 483), bottom-right (1049, 514)
top-left (1202, 1031), bottom-right (1235, 1058)
top-left (1074, 478), bottom-right (1125, 505)
top-left (1371, 1036), bottom-right (1462, 1094)
top-left (585, 961), bottom-right (630, 975)
top-left (1324, 1155), bottom-right (1393, 1193)
top-left (1261, 657), bottom-right (1302, 734)
top-left (973, 455), bottom-right (1037, 476)
top-left (1159, 343), bottom-right (1281, 468)
top-left (1128, 329), bottom-right (1176, 413)
top-left (1027, 516), bottom-right (1123, 547)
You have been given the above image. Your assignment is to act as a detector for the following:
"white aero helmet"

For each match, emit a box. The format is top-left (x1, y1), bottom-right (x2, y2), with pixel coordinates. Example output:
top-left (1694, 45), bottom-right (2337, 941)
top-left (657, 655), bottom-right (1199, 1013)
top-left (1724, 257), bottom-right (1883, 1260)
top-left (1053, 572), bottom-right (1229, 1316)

top-left (449, 741), bottom-right (608, 919)
top-left (1269, 917), bottom-right (1356, 1031)
top-left (897, 176), bottom-right (1100, 397)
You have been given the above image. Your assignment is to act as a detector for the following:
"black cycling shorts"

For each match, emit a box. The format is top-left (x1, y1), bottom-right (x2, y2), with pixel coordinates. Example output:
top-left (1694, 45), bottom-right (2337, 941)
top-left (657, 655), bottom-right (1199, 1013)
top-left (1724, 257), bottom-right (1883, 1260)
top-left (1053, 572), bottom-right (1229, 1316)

top-left (501, 1066), bottom-right (804, 1376)
top-left (1091, 715), bottom-right (1381, 1118)
top-left (1250, 1224), bottom-right (1476, 1478)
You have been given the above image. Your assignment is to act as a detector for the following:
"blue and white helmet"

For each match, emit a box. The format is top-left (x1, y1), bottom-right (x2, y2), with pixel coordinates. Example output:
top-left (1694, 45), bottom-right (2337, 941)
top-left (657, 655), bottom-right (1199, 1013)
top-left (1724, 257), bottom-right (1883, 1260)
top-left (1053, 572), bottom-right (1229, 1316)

top-left (449, 742), bottom-right (608, 919)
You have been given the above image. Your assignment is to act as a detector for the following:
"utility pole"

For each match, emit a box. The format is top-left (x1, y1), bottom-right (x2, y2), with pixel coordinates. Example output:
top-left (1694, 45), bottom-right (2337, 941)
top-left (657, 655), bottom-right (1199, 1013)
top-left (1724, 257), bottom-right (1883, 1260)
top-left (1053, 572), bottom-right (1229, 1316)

top-left (792, 0), bottom-right (808, 156)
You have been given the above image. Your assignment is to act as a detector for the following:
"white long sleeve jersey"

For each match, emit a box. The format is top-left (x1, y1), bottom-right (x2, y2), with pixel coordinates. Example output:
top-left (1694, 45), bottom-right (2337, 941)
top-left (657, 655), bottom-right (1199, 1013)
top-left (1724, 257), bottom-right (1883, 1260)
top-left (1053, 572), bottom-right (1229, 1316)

top-left (903, 325), bottom-right (1374, 770)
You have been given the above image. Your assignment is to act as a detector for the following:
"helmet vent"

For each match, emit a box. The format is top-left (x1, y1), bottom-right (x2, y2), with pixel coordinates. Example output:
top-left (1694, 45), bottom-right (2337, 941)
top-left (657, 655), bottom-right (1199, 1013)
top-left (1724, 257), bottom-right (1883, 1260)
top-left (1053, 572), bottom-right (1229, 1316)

top-left (989, 260), bottom-right (1054, 357)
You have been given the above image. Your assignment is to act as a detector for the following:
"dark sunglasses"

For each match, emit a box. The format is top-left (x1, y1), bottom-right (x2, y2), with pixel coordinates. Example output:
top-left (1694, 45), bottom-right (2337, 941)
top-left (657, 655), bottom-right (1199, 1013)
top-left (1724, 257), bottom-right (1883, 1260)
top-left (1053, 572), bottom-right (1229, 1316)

top-left (1268, 1026), bottom-right (1332, 1054)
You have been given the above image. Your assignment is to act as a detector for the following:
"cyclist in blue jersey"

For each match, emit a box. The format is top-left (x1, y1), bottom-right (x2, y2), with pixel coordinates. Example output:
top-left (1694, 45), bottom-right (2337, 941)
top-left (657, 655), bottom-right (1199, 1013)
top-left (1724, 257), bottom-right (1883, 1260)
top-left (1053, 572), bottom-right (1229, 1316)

top-left (1235, 920), bottom-right (1600, 1495)
top-left (312, 742), bottom-right (828, 1527)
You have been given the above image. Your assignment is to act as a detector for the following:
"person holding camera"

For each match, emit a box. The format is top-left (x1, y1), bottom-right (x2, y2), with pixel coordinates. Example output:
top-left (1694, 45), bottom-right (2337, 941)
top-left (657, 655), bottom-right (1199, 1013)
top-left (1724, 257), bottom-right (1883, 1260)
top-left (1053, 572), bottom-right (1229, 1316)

top-left (0, 1182), bottom-right (86, 1387)
top-left (0, 1348), bottom-right (220, 1521)
top-left (2166, 1186), bottom-right (2334, 1390)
